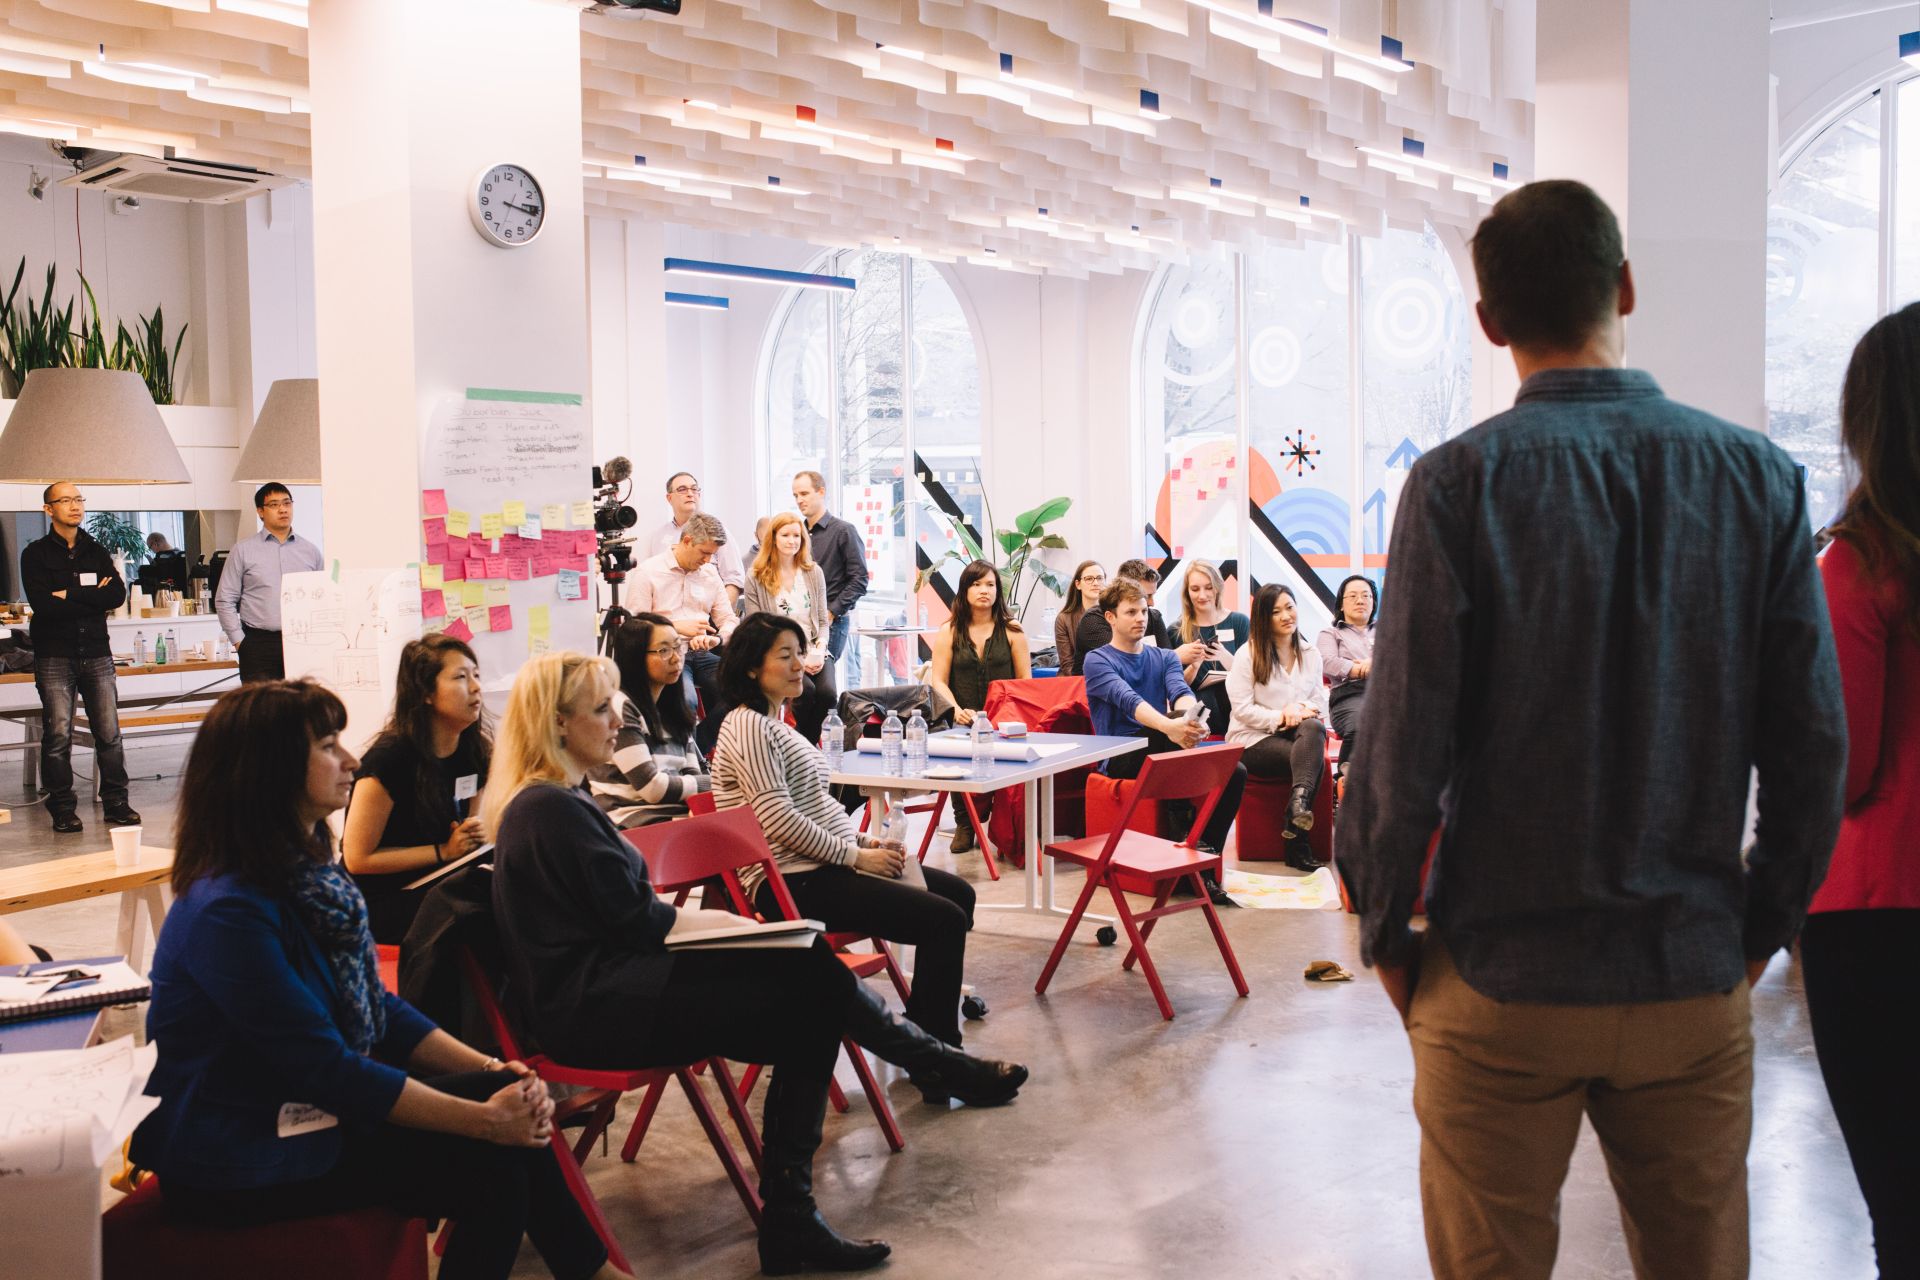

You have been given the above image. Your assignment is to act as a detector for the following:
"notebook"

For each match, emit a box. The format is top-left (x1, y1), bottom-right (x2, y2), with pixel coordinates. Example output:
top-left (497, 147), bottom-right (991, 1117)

top-left (0, 958), bottom-right (150, 1025)
top-left (663, 918), bottom-right (824, 951)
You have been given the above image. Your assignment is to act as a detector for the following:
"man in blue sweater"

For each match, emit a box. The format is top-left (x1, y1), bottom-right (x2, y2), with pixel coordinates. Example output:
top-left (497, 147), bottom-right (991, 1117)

top-left (1082, 579), bottom-right (1245, 905)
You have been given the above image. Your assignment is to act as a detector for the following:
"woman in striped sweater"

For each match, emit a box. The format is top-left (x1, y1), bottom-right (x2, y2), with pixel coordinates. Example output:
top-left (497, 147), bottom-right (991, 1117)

top-left (711, 614), bottom-right (981, 1058)
top-left (588, 614), bottom-right (711, 828)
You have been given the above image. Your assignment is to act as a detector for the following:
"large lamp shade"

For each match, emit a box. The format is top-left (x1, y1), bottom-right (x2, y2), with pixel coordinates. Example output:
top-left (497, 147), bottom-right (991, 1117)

top-left (233, 378), bottom-right (321, 484)
top-left (0, 368), bottom-right (190, 484)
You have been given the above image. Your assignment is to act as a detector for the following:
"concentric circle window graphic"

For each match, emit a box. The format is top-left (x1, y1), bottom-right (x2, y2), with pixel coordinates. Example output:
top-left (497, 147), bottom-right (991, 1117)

top-left (1248, 326), bottom-right (1302, 388)
top-left (1368, 274), bottom-right (1448, 367)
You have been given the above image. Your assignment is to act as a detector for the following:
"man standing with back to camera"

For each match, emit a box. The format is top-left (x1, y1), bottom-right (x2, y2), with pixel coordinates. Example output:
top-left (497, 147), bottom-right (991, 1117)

top-left (1340, 180), bottom-right (1847, 1280)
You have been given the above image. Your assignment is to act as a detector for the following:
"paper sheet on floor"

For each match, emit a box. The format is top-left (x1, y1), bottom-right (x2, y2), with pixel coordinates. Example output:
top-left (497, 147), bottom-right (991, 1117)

top-left (1221, 866), bottom-right (1342, 909)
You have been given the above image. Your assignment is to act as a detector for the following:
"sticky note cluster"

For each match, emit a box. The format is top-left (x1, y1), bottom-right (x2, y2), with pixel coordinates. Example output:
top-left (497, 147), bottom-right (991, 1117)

top-left (422, 489), bottom-right (595, 632)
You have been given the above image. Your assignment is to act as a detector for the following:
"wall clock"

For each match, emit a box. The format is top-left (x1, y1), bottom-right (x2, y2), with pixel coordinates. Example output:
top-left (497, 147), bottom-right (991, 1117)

top-left (469, 163), bottom-right (544, 248)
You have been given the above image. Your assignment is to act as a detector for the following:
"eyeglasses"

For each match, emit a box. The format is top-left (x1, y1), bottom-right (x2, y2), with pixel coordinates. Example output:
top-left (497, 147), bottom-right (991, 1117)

top-left (1078, 573), bottom-right (1106, 585)
top-left (646, 644), bottom-right (681, 657)
top-left (47, 496), bottom-right (85, 507)
top-left (261, 500), bottom-right (293, 511)
top-left (1341, 590), bottom-right (1373, 602)
top-left (670, 484), bottom-right (701, 496)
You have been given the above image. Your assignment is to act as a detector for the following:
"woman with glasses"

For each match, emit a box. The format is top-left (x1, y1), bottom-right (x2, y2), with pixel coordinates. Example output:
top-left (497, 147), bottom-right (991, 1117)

top-left (1069, 559), bottom-right (1170, 674)
top-left (588, 613), bottom-right (711, 829)
top-left (741, 511), bottom-right (836, 744)
top-left (1054, 560), bottom-right (1107, 675)
top-left (1316, 575), bottom-right (1378, 774)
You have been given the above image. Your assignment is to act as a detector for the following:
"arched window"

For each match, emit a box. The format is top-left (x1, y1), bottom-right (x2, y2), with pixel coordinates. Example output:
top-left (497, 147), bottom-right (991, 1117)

top-left (1767, 89), bottom-right (1890, 526)
top-left (1137, 224), bottom-right (1471, 634)
top-left (759, 252), bottom-right (985, 622)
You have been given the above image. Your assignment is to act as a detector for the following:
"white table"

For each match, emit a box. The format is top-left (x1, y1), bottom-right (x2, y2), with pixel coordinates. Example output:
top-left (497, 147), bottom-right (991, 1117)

top-left (830, 730), bottom-right (1146, 918)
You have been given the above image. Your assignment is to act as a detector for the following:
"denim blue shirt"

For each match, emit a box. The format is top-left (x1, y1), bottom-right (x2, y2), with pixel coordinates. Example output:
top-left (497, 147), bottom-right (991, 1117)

top-left (1337, 368), bottom-right (1847, 1004)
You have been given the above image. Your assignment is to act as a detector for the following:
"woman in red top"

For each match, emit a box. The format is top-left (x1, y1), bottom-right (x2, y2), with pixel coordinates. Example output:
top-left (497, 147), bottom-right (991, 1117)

top-left (1802, 303), bottom-right (1920, 1278)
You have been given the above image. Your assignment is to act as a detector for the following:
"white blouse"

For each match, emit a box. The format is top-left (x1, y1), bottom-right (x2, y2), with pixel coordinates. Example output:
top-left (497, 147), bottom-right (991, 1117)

top-left (1225, 641), bottom-right (1329, 747)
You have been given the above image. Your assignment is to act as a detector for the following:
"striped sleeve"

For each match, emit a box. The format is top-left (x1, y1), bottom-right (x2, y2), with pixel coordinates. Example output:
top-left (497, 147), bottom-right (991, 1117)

top-left (716, 711), bottom-right (857, 867)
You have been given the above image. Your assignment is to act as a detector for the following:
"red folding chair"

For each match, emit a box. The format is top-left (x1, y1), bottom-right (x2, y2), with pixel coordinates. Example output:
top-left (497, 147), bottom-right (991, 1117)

top-left (1035, 744), bottom-right (1251, 1021)
top-left (624, 808), bottom-right (907, 1153)
top-left (458, 945), bottom-right (764, 1272)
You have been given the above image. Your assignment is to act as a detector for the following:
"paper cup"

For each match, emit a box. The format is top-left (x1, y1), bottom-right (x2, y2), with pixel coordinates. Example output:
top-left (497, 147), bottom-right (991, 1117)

top-left (110, 826), bottom-right (141, 867)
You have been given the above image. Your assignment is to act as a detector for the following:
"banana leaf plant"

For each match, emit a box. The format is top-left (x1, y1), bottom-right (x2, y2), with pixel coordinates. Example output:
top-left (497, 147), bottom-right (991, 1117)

top-left (911, 494), bottom-right (1072, 622)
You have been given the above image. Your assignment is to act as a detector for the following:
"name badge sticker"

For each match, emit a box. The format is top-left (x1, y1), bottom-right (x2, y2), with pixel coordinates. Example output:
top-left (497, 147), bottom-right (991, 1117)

top-left (277, 1102), bottom-right (339, 1138)
top-left (1142, 635), bottom-right (1158, 647)
top-left (77, 572), bottom-right (98, 587)
top-left (1216, 630), bottom-right (1235, 645)
top-left (453, 774), bottom-right (479, 802)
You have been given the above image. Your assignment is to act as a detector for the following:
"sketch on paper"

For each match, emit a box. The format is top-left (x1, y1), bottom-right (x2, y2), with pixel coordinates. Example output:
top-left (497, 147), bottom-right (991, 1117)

top-left (281, 570), bottom-right (423, 747)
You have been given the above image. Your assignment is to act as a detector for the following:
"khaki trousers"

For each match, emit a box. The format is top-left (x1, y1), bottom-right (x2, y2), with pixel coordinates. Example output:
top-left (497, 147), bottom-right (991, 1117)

top-left (1407, 937), bottom-right (1754, 1280)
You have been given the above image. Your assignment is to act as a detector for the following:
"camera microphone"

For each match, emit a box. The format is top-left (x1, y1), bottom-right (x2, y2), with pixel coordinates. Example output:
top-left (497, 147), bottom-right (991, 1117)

top-left (601, 455), bottom-right (633, 486)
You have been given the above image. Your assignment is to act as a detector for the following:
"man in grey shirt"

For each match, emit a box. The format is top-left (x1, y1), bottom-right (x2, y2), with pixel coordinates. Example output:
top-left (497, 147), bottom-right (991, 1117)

top-left (216, 482), bottom-right (325, 682)
top-left (1339, 181), bottom-right (1846, 1279)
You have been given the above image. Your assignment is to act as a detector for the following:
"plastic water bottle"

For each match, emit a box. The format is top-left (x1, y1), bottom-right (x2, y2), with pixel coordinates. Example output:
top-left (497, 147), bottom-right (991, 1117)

top-left (880, 795), bottom-right (909, 848)
top-left (134, 630), bottom-right (147, 665)
top-left (819, 708), bottom-right (845, 765)
top-left (971, 716), bottom-right (993, 778)
top-left (880, 708), bottom-right (904, 775)
top-left (904, 708), bottom-right (928, 775)
top-left (167, 629), bottom-right (180, 662)
top-left (217, 631), bottom-right (232, 660)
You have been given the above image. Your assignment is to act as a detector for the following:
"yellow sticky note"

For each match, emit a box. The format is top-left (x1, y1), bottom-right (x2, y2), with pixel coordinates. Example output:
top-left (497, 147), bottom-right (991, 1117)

top-left (541, 503), bottom-right (565, 530)
top-left (466, 604), bottom-right (492, 634)
top-left (480, 512), bottom-right (504, 540)
top-left (528, 604), bottom-right (553, 655)
top-left (444, 510), bottom-right (471, 539)
top-left (502, 500), bottom-right (527, 526)
top-left (485, 582), bottom-right (511, 606)
top-left (570, 499), bottom-right (594, 528)
top-left (420, 564), bottom-right (444, 590)
top-left (462, 581), bottom-right (485, 607)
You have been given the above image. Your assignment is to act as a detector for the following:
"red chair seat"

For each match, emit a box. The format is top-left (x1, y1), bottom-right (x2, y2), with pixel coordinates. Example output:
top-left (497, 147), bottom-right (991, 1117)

top-left (104, 1177), bottom-right (428, 1280)
top-left (1234, 774), bottom-right (1334, 864)
top-left (1043, 831), bottom-right (1217, 878)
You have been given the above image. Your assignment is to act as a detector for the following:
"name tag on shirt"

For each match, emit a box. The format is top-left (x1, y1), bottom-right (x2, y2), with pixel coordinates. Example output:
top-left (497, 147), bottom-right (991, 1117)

top-left (453, 773), bottom-right (478, 802)
top-left (77, 572), bottom-right (98, 587)
top-left (277, 1101), bottom-right (339, 1138)
top-left (1216, 630), bottom-right (1234, 645)
top-left (1142, 635), bottom-right (1158, 647)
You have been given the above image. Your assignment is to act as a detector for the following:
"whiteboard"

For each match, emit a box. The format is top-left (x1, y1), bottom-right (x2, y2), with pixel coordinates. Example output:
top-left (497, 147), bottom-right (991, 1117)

top-left (418, 389), bottom-right (598, 689)
top-left (281, 567), bottom-right (423, 749)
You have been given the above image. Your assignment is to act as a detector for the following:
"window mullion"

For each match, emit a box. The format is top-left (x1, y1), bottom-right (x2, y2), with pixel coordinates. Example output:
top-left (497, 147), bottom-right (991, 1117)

top-left (1881, 83), bottom-right (1897, 317)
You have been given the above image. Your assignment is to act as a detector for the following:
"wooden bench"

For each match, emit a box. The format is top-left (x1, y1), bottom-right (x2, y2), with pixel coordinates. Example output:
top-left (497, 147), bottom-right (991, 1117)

top-left (0, 845), bottom-right (174, 971)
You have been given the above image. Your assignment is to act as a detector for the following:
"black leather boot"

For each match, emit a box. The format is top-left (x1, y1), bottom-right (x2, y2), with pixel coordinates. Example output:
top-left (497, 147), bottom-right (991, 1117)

top-left (1288, 785), bottom-right (1316, 832)
top-left (844, 977), bottom-right (1028, 1106)
top-left (757, 1065), bottom-right (891, 1275)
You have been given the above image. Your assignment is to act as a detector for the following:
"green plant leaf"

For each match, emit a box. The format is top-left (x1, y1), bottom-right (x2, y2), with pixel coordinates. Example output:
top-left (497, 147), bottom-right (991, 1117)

top-left (1013, 497), bottom-right (1071, 534)
top-left (995, 529), bottom-right (1024, 556)
top-left (1037, 534), bottom-right (1069, 549)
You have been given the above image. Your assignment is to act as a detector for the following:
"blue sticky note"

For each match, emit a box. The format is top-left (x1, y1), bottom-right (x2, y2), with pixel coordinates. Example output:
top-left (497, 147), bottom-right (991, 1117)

top-left (557, 569), bottom-right (582, 601)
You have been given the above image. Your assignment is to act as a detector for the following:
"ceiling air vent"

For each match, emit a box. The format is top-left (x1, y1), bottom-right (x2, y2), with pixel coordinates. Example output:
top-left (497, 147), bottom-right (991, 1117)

top-left (58, 153), bottom-right (294, 205)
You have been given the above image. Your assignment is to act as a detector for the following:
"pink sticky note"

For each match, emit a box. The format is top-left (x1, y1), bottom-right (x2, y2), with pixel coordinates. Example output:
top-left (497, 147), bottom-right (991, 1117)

top-left (562, 555), bottom-right (590, 575)
top-left (574, 531), bottom-right (597, 556)
top-left (482, 554), bottom-right (507, 579)
top-left (530, 556), bottom-right (555, 578)
top-left (422, 489), bottom-right (448, 516)
top-left (441, 557), bottom-right (467, 582)
top-left (421, 589), bottom-right (446, 618)
top-left (507, 559), bottom-right (530, 581)
top-left (499, 534), bottom-right (526, 556)
top-left (443, 616), bottom-right (473, 643)
top-left (422, 517), bottom-right (447, 545)
top-left (469, 533), bottom-right (490, 555)
top-left (489, 605), bottom-right (513, 632)
top-left (425, 542), bottom-right (448, 565)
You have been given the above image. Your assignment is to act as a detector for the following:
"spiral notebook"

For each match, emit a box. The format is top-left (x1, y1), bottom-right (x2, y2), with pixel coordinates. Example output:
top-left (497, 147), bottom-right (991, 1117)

top-left (0, 958), bottom-right (150, 1025)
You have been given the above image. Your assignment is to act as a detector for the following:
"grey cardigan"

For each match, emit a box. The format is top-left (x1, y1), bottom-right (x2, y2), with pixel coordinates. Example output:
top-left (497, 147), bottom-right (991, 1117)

top-left (741, 564), bottom-right (831, 649)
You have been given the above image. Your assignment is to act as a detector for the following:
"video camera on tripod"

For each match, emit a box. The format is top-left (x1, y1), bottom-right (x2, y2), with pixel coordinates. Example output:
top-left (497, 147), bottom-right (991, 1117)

top-left (591, 456), bottom-right (640, 652)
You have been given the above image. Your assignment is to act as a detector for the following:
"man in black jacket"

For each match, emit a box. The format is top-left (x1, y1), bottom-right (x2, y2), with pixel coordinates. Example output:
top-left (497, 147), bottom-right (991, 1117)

top-left (22, 483), bottom-right (139, 833)
top-left (791, 470), bottom-right (869, 667)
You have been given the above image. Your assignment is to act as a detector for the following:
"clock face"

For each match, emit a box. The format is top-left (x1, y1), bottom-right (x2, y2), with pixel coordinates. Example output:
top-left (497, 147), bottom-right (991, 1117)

top-left (470, 163), bottom-right (545, 247)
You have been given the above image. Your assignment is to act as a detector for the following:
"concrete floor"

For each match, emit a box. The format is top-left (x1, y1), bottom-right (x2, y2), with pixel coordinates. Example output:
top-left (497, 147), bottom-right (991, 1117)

top-left (1, 741), bottom-right (1873, 1279)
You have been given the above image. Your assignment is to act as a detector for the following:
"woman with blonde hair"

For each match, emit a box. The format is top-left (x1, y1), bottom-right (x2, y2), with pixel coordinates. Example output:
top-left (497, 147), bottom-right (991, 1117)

top-left (742, 511), bottom-right (835, 743)
top-left (486, 651), bottom-right (1026, 1275)
top-left (1176, 560), bottom-right (1249, 730)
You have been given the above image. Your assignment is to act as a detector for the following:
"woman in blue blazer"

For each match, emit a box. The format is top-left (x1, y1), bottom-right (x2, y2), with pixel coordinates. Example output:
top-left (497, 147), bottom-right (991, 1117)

top-left (131, 680), bottom-right (632, 1280)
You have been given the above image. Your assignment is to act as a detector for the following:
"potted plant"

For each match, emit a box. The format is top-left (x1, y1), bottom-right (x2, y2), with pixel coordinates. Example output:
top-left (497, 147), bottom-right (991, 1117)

top-left (912, 495), bottom-right (1072, 622)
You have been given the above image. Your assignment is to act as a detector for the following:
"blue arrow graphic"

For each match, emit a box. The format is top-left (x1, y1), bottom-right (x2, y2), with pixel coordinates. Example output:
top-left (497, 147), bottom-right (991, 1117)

top-left (1364, 488), bottom-right (1387, 551)
top-left (1385, 437), bottom-right (1424, 469)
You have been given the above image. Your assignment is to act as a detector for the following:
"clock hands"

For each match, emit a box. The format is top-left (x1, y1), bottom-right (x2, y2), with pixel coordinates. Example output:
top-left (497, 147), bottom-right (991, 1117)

top-left (504, 201), bottom-right (541, 217)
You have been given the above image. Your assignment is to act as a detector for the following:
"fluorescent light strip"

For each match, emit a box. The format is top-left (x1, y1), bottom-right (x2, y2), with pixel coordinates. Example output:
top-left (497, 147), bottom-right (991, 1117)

top-left (665, 292), bottom-right (729, 311)
top-left (664, 258), bottom-right (856, 293)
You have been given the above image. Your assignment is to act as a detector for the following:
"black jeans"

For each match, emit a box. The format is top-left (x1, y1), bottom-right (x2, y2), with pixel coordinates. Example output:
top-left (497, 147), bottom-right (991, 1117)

top-left (1104, 728), bottom-right (1246, 854)
top-left (159, 1071), bottom-right (608, 1280)
top-left (1800, 909), bottom-right (1920, 1278)
top-left (237, 625), bottom-right (285, 683)
top-left (1328, 682), bottom-right (1365, 765)
top-left (1241, 716), bottom-right (1326, 806)
top-left (759, 864), bottom-right (976, 1046)
top-left (35, 654), bottom-right (129, 814)
top-left (687, 647), bottom-right (725, 756)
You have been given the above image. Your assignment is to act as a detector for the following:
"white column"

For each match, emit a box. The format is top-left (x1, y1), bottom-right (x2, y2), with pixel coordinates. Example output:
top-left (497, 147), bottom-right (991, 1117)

top-left (307, 0), bottom-right (591, 573)
top-left (1530, 0), bottom-right (1771, 429)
